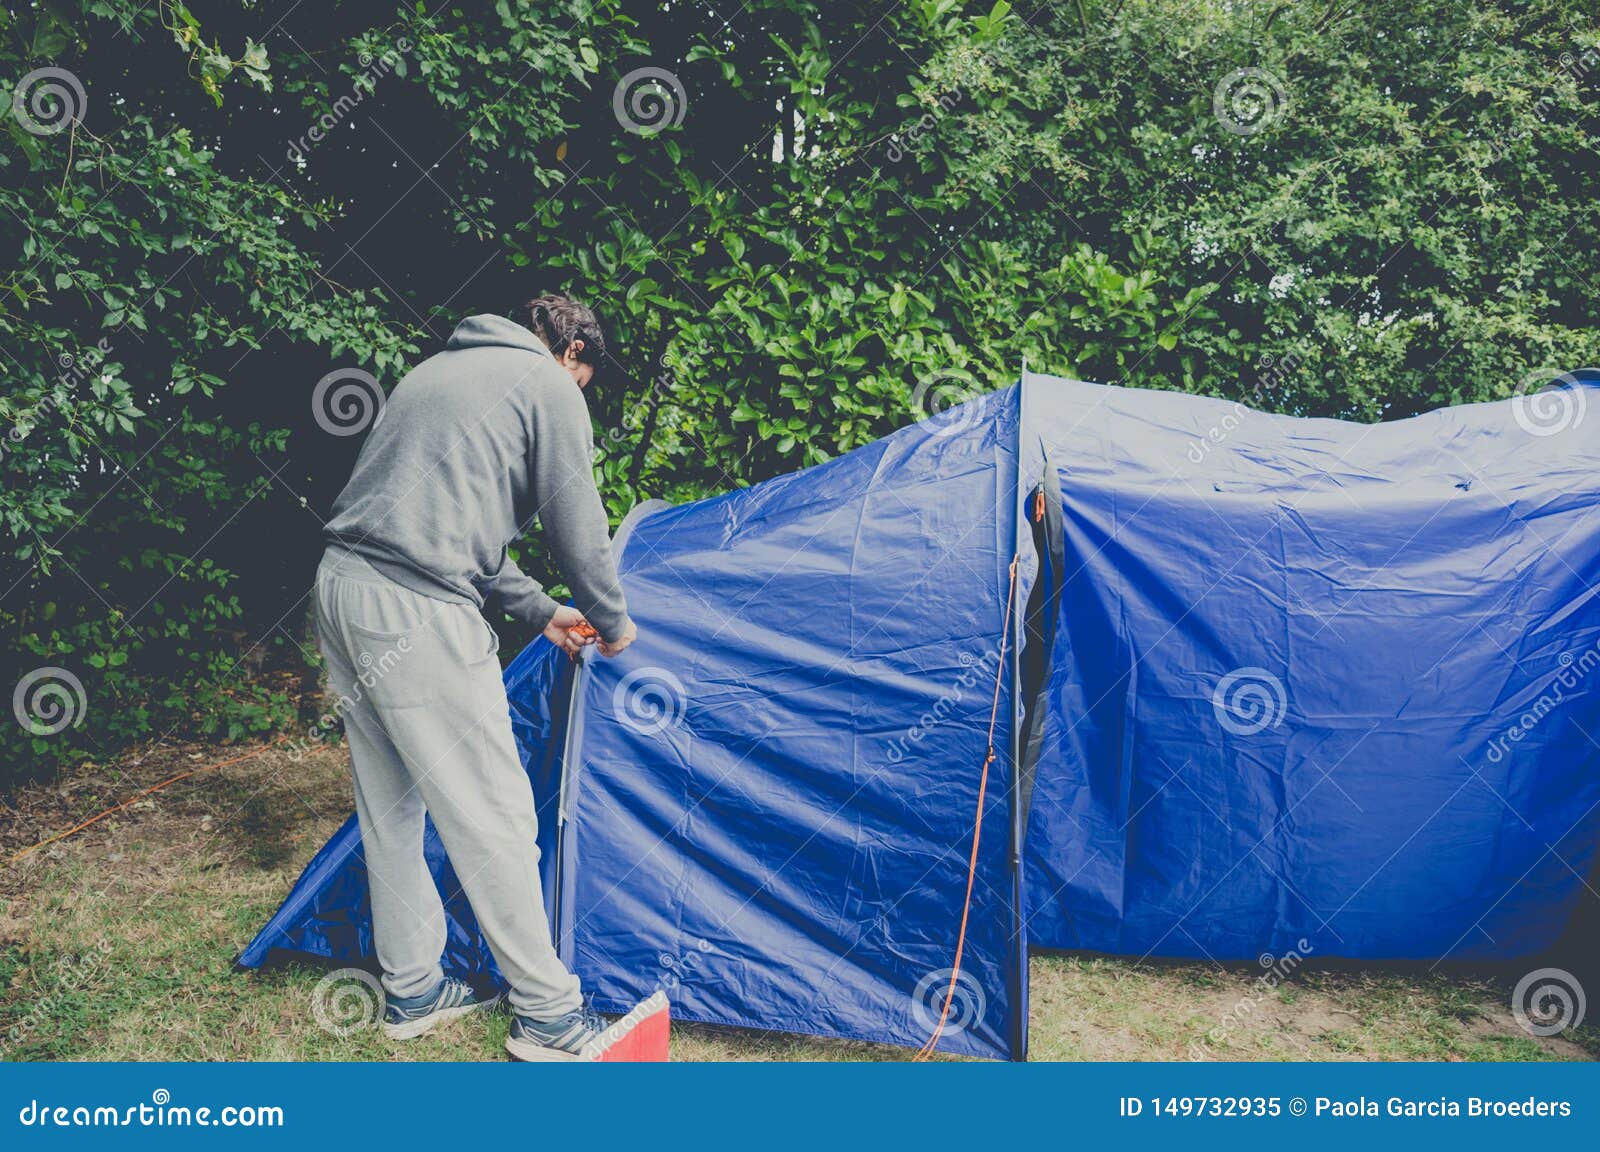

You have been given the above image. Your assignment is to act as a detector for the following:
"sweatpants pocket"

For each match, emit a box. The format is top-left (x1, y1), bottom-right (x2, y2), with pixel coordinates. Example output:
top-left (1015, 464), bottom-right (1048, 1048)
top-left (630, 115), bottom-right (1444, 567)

top-left (346, 620), bottom-right (433, 709)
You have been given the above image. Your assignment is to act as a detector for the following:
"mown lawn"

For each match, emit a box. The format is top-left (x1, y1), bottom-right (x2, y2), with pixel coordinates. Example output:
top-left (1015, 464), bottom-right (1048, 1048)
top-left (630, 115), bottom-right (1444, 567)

top-left (2, 741), bottom-right (1595, 1063)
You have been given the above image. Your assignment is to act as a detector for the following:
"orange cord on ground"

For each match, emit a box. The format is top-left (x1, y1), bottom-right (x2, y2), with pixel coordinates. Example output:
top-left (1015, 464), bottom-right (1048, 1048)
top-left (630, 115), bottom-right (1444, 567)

top-left (6, 739), bottom-right (286, 866)
top-left (915, 554), bottom-right (1020, 1061)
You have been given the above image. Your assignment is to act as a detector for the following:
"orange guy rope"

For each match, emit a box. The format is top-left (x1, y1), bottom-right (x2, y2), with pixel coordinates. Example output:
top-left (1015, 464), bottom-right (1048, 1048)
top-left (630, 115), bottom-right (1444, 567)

top-left (7, 739), bottom-right (285, 865)
top-left (915, 554), bottom-right (1020, 1060)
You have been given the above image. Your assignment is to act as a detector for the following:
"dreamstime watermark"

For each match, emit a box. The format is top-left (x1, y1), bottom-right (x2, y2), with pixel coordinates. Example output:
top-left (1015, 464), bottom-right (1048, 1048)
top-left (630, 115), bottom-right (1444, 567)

top-left (11, 66), bottom-right (86, 135)
top-left (286, 37), bottom-right (413, 162)
top-left (911, 369), bottom-right (986, 439)
top-left (613, 67), bottom-right (687, 135)
top-left (1511, 368), bottom-right (1586, 437)
top-left (1211, 667), bottom-right (1287, 735)
top-left (1532, 42), bottom-right (1599, 127)
top-left (1185, 401), bottom-right (1248, 465)
top-left (17, 1090), bottom-right (284, 1128)
top-left (282, 635), bottom-right (411, 762)
top-left (1, 939), bottom-right (115, 1058)
top-left (612, 666), bottom-right (687, 735)
top-left (598, 338), bottom-right (713, 454)
top-left (13, 667), bottom-right (87, 737)
top-left (1213, 67), bottom-right (1289, 136)
top-left (1183, 348), bottom-right (1307, 466)
top-left (911, 967), bottom-right (987, 1037)
top-left (1188, 941), bottom-right (1313, 1059)
top-left (310, 968), bottom-right (385, 1036)
top-left (886, 88), bottom-right (962, 162)
top-left (312, 367), bottom-right (385, 436)
top-left (657, 937), bottom-right (715, 992)
top-left (1511, 967), bottom-right (1586, 1037)
top-left (1485, 640), bottom-right (1600, 764)
top-left (1, 338), bottom-right (115, 466)
top-left (1251, 347), bottom-right (1307, 401)
top-left (886, 648), bottom-right (1000, 764)
top-left (1554, 42), bottom-right (1599, 87)
top-left (1481, 40), bottom-right (1597, 163)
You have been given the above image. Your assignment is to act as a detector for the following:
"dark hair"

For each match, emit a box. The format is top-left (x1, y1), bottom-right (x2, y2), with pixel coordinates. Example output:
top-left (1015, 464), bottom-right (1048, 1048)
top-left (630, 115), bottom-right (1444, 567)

top-left (522, 293), bottom-right (607, 369)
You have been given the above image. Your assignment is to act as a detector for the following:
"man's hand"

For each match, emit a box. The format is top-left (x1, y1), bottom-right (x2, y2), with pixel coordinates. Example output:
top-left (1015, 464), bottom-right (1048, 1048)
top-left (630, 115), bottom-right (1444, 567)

top-left (544, 605), bottom-right (597, 657)
top-left (598, 618), bottom-right (637, 658)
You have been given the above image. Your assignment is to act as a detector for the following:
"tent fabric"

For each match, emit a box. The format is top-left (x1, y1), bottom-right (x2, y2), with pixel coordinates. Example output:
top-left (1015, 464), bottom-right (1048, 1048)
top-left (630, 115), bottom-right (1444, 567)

top-left (242, 388), bottom-right (1032, 1060)
top-left (234, 633), bottom-right (575, 991)
top-left (553, 389), bottom-right (1028, 1060)
top-left (240, 369), bottom-right (1600, 1057)
top-left (1020, 370), bottom-right (1600, 961)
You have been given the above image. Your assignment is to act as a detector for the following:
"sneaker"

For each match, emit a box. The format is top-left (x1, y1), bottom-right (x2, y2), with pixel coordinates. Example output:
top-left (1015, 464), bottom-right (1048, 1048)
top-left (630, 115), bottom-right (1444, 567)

top-left (505, 1004), bottom-right (610, 1062)
top-left (383, 977), bottom-right (498, 1041)
top-left (505, 993), bottom-right (671, 1062)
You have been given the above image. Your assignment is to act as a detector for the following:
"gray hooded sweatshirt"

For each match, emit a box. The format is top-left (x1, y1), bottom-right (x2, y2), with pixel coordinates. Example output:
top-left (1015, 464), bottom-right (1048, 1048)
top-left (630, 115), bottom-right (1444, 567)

top-left (322, 314), bottom-right (631, 642)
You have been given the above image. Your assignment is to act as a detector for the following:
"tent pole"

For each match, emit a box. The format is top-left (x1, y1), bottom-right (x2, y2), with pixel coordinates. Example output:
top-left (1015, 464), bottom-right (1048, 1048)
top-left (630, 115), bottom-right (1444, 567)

top-left (551, 654), bottom-right (585, 963)
top-left (548, 498), bottom-right (672, 967)
top-left (1007, 368), bottom-right (1029, 1062)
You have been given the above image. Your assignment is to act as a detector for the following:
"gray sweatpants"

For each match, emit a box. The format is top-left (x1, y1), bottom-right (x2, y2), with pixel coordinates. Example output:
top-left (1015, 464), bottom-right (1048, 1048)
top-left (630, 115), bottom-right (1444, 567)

top-left (314, 547), bottom-right (582, 1019)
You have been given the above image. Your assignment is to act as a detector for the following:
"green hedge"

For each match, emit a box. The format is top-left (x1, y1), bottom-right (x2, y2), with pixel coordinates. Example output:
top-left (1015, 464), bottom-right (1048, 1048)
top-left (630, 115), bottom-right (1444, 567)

top-left (3, 0), bottom-right (1598, 784)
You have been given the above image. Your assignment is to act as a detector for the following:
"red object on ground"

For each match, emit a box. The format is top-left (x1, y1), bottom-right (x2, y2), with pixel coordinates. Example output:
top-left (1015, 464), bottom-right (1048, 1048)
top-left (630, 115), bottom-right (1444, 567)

top-left (579, 992), bottom-right (671, 1062)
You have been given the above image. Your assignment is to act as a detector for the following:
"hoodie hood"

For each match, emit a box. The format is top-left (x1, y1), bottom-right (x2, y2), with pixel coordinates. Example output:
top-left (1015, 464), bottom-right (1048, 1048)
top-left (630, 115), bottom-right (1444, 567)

top-left (446, 314), bottom-right (552, 359)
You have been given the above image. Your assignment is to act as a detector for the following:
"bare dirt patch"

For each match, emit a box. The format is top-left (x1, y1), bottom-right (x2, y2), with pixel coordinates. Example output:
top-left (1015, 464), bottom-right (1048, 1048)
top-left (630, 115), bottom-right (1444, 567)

top-left (3, 740), bottom-right (352, 897)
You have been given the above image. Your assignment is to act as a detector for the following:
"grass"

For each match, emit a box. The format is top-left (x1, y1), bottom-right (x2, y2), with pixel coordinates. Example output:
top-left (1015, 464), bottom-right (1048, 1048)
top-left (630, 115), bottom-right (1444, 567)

top-left (2, 740), bottom-right (1596, 1063)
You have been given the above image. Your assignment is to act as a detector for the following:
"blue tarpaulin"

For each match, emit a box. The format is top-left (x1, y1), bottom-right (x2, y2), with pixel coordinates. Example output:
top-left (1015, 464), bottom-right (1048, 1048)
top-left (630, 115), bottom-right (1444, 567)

top-left (1020, 371), bottom-right (1600, 963)
top-left (239, 370), bottom-right (1600, 1058)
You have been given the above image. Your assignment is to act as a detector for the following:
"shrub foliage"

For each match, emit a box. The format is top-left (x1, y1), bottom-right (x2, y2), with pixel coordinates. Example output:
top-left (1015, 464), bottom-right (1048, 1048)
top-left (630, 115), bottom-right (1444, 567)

top-left (3, 0), bottom-right (1597, 781)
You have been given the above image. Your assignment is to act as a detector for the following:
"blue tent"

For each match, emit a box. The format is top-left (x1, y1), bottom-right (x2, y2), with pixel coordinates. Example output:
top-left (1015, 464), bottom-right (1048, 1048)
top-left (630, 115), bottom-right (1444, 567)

top-left (1020, 372), bottom-right (1600, 964)
top-left (240, 370), bottom-right (1600, 1059)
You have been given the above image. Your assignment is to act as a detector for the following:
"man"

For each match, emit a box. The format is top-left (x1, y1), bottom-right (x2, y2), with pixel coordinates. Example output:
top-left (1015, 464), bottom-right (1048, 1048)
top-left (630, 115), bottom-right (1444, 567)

top-left (316, 294), bottom-right (639, 1061)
